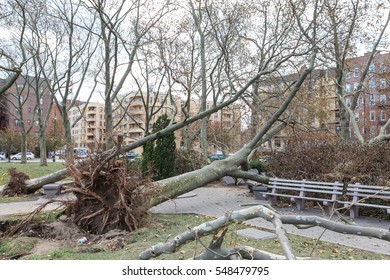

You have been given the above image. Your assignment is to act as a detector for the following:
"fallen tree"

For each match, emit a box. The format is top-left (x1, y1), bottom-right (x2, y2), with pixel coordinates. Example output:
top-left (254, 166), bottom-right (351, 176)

top-left (140, 205), bottom-right (390, 260)
top-left (0, 52), bottom-right (317, 209)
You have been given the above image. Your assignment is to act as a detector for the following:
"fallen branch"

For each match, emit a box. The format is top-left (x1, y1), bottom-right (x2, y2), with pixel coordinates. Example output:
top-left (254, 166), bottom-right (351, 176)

top-left (140, 205), bottom-right (390, 260)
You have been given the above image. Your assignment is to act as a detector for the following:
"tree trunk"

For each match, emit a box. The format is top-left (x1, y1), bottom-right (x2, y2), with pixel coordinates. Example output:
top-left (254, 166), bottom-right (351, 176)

top-left (20, 133), bottom-right (27, 164)
top-left (39, 136), bottom-right (47, 166)
top-left (148, 148), bottom-right (269, 209)
top-left (63, 111), bottom-right (74, 162)
top-left (105, 100), bottom-right (114, 151)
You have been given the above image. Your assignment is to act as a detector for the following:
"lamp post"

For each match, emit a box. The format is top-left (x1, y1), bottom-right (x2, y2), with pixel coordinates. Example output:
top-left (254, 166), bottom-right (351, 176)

top-left (53, 113), bottom-right (57, 162)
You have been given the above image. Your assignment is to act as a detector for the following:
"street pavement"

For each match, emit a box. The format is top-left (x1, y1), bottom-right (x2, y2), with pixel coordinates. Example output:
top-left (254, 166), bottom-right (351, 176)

top-left (1, 182), bottom-right (390, 256)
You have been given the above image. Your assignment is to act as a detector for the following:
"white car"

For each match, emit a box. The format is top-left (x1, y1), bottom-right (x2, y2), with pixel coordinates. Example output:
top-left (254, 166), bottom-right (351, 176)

top-left (11, 152), bottom-right (35, 160)
top-left (0, 153), bottom-right (5, 160)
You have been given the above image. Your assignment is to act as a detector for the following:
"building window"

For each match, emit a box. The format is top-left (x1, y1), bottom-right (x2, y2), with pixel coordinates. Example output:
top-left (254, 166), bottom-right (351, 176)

top-left (370, 127), bottom-right (376, 137)
top-left (19, 96), bottom-right (24, 103)
top-left (369, 64), bottom-right (375, 73)
top-left (354, 112), bottom-right (359, 121)
top-left (353, 68), bottom-right (359, 77)
top-left (370, 111), bottom-right (375, 121)
top-left (369, 79), bottom-right (375, 89)
top-left (345, 72), bottom-right (350, 79)
top-left (380, 78), bottom-right (387, 88)
top-left (274, 139), bottom-right (281, 148)
top-left (380, 94), bottom-right (386, 104)
top-left (346, 84), bottom-right (351, 93)
top-left (28, 107), bottom-right (31, 113)
top-left (370, 94), bottom-right (375, 106)
top-left (380, 110), bottom-right (386, 121)
top-left (39, 98), bottom-right (43, 105)
top-left (346, 97), bottom-right (351, 107)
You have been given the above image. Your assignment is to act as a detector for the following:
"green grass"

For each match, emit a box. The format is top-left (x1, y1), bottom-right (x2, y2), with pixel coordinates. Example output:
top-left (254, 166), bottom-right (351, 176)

top-left (0, 213), bottom-right (386, 260)
top-left (0, 162), bottom-right (66, 186)
top-left (0, 237), bottom-right (39, 259)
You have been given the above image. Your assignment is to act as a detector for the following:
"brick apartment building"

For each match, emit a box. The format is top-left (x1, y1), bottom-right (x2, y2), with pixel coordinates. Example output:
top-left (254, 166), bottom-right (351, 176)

top-left (0, 76), bottom-right (60, 148)
top-left (344, 52), bottom-right (390, 140)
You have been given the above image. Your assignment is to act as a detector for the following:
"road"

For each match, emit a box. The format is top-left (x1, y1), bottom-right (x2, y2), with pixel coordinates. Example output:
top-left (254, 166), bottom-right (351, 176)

top-left (0, 156), bottom-right (66, 163)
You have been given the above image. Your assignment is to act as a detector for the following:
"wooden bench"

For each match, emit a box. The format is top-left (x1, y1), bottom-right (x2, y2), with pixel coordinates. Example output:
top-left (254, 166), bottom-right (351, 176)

top-left (339, 183), bottom-right (390, 218)
top-left (265, 178), bottom-right (343, 213)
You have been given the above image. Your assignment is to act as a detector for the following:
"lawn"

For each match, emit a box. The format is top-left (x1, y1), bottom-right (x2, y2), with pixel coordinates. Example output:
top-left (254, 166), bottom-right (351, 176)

top-left (0, 162), bottom-right (66, 186)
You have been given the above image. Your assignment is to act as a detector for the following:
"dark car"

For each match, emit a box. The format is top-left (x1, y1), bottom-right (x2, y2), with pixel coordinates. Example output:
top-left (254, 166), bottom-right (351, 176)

top-left (119, 152), bottom-right (138, 160)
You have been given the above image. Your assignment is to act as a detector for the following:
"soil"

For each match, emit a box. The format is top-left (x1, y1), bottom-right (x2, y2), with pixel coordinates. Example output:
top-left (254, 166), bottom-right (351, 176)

top-left (1, 215), bottom-right (134, 259)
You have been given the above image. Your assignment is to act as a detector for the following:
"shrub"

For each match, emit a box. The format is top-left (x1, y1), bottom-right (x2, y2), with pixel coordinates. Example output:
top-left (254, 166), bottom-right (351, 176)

top-left (141, 114), bottom-right (176, 180)
top-left (267, 140), bottom-right (390, 186)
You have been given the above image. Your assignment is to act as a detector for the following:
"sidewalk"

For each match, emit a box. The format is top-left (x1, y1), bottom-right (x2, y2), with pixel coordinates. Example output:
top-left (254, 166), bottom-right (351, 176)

top-left (0, 193), bottom-right (75, 217)
top-left (151, 184), bottom-right (390, 256)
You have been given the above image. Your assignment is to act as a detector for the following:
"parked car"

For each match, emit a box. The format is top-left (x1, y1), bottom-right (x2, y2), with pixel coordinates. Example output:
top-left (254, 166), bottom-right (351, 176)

top-left (10, 152), bottom-right (35, 160)
top-left (0, 153), bottom-right (5, 160)
top-left (74, 148), bottom-right (88, 159)
top-left (119, 152), bottom-right (138, 160)
top-left (208, 153), bottom-right (225, 161)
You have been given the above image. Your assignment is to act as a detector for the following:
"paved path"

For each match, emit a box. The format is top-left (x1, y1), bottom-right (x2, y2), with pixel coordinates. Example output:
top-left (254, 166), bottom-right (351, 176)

top-left (151, 184), bottom-right (390, 256)
top-left (0, 193), bottom-right (75, 217)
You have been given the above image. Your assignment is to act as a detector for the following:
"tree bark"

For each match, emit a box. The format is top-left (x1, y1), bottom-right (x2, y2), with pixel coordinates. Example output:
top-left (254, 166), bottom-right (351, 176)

top-left (140, 204), bottom-right (390, 260)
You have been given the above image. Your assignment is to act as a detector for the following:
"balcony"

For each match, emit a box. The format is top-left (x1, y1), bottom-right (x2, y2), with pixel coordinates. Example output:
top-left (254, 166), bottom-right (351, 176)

top-left (129, 97), bottom-right (144, 106)
top-left (87, 113), bottom-right (96, 119)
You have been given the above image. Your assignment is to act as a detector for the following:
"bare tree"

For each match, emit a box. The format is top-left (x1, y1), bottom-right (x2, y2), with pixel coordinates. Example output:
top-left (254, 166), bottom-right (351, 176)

top-left (86, 0), bottom-right (171, 150)
top-left (337, 11), bottom-right (390, 143)
top-left (317, 0), bottom-right (389, 142)
top-left (1, 1), bottom-right (318, 197)
top-left (30, 0), bottom-right (100, 162)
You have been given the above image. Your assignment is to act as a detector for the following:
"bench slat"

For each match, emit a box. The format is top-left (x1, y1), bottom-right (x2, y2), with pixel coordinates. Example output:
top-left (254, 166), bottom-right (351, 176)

top-left (270, 182), bottom-right (343, 191)
top-left (345, 193), bottom-right (390, 200)
top-left (265, 193), bottom-right (336, 203)
top-left (348, 184), bottom-right (390, 191)
top-left (346, 189), bottom-right (390, 196)
top-left (268, 185), bottom-right (342, 195)
top-left (270, 178), bottom-right (343, 187)
top-left (341, 201), bottom-right (390, 209)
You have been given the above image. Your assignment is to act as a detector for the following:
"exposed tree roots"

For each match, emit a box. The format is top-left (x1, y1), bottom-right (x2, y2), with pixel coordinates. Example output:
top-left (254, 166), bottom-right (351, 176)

top-left (62, 158), bottom-right (158, 234)
top-left (2, 156), bottom-right (159, 237)
top-left (1, 168), bottom-right (30, 196)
